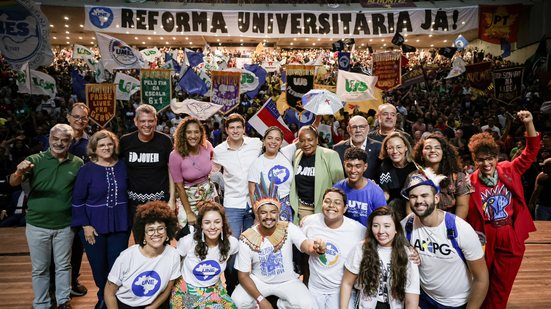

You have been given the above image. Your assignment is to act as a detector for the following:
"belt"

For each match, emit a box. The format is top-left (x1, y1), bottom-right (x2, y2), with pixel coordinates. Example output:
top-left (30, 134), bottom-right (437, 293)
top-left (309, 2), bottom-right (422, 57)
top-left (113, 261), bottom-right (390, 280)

top-left (490, 217), bottom-right (512, 227)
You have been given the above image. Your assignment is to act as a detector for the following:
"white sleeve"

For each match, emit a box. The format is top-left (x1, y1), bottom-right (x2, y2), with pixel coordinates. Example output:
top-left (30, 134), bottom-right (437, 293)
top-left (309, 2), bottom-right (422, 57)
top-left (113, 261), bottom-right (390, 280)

top-left (288, 223), bottom-right (308, 251)
top-left (234, 240), bottom-right (252, 273)
top-left (344, 241), bottom-right (364, 274)
top-left (247, 157), bottom-right (262, 183)
top-left (107, 250), bottom-right (127, 285)
top-left (229, 236), bottom-right (240, 256)
top-left (280, 143), bottom-right (297, 162)
top-left (169, 249), bottom-right (182, 280)
top-left (456, 218), bottom-right (485, 261)
top-left (405, 248), bottom-right (420, 295)
top-left (176, 235), bottom-right (193, 258)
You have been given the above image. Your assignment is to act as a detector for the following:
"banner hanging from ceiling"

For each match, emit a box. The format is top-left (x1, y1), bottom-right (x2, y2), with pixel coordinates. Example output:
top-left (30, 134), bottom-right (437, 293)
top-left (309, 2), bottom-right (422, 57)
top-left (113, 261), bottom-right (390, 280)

top-left (85, 5), bottom-right (478, 39)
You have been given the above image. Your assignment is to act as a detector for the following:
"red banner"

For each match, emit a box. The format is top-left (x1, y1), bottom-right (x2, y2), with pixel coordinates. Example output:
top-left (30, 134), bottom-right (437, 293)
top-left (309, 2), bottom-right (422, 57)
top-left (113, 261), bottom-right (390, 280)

top-left (373, 52), bottom-right (401, 90)
top-left (479, 4), bottom-right (522, 44)
top-left (86, 84), bottom-right (116, 128)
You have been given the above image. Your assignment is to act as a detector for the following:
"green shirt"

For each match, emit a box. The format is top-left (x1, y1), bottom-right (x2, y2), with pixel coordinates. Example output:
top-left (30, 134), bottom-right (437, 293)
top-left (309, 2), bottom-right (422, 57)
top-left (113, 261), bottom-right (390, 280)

top-left (25, 150), bottom-right (83, 229)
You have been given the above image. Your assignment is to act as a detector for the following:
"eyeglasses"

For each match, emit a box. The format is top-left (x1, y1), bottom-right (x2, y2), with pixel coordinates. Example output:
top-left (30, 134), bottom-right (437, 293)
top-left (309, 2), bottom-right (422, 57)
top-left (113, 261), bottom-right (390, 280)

top-left (386, 145), bottom-right (404, 152)
top-left (475, 156), bottom-right (497, 164)
top-left (145, 226), bottom-right (166, 236)
top-left (71, 114), bottom-right (89, 122)
top-left (350, 125), bottom-right (367, 131)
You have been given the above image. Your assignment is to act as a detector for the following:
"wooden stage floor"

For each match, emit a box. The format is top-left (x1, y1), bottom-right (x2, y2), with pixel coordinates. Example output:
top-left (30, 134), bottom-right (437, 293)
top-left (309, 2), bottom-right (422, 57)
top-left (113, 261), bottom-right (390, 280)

top-left (1, 222), bottom-right (551, 308)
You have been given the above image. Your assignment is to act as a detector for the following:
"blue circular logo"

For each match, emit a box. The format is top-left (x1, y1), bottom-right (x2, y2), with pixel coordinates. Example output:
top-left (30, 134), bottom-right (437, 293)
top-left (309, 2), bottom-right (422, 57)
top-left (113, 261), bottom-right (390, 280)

top-left (131, 271), bottom-right (161, 297)
top-left (193, 260), bottom-right (221, 282)
top-left (268, 165), bottom-right (290, 185)
top-left (89, 7), bottom-right (114, 29)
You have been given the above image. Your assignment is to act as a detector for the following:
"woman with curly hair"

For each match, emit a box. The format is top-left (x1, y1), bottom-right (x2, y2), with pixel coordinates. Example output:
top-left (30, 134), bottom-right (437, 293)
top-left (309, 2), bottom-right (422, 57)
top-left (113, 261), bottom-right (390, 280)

top-left (170, 201), bottom-right (238, 308)
top-left (104, 200), bottom-right (180, 309)
top-left (412, 134), bottom-right (473, 219)
top-left (378, 132), bottom-right (417, 220)
top-left (466, 111), bottom-right (539, 309)
top-left (169, 116), bottom-right (218, 231)
top-left (340, 206), bottom-right (419, 308)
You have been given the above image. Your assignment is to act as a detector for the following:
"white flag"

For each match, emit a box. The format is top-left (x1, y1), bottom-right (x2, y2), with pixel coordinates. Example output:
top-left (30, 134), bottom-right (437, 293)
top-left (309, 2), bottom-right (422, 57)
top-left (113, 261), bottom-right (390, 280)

top-left (17, 64), bottom-right (56, 98)
top-left (96, 32), bottom-right (145, 71)
top-left (336, 70), bottom-right (377, 102)
top-left (140, 47), bottom-right (161, 62)
top-left (114, 72), bottom-right (140, 101)
top-left (73, 44), bottom-right (95, 59)
top-left (170, 98), bottom-right (222, 120)
top-left (445, 58), bottom-right (467, 79)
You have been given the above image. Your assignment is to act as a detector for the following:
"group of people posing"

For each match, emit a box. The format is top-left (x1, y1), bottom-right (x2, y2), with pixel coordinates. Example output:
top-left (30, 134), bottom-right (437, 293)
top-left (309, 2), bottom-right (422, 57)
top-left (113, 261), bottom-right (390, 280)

top-left (13, 100), bottom-right (539, 309)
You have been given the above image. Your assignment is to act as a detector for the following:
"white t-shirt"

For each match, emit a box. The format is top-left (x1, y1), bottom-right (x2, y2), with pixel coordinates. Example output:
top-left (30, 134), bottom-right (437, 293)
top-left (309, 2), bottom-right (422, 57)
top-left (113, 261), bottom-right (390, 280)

top-left (248, 146), bottom-right (295, 198)
top-left (108, 245), bottom-right (181, 307)
top-left (177, 234), bottom-right (239, 288)
top-left (235, 223), bottom-right (306, 284)
top-left (401, 214), bottom-right (484, 307)
top-left (213, 136), bottom-right (262, 209)
top-left (301, 214), bottom-right (366, 294)
top-left (346, 244), bottom-right (420, 309)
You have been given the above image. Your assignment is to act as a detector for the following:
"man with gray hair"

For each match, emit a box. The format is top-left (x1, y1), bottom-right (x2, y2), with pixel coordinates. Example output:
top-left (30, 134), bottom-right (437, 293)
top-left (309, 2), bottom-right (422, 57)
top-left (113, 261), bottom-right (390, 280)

top-left (10, 124), bottom-right (84, 309)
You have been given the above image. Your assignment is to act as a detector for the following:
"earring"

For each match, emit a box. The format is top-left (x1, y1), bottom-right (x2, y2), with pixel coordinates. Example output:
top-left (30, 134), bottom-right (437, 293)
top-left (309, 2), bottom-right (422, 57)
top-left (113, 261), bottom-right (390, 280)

top-left (143, 240), bottom-right (147, 245)
top-left (221, 232), bottom-right (224, 241)
top-left (201, 231), bottom-right (205, 242)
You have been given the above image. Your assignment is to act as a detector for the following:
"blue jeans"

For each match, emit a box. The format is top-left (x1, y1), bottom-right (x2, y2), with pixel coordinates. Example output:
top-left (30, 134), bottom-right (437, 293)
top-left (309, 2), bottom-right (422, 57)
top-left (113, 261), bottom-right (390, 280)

top-left (225, 206), bottom-right (254, 238)
top-left (80, 230), bottom-right (130, 303)
top-left (419, 289), bottom-right (466, 309)
top-left (535, 205), bottom-right (551, 221)
top-left (26, 224), bottom-right (74, 309)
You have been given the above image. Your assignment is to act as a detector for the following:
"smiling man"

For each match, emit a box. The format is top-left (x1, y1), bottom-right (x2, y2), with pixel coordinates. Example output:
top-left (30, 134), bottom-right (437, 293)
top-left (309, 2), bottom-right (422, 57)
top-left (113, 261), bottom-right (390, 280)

top-left (302, 188), bottom-right (366, 309)
top-left (334, 115), bottom-right (381, 180)
top-left (232, 189), bottom-right (326, 309)
top-left (401, 169), bottom-right (488, 309)
top-left (333, 147), bottom-right (386, 227)
top-left (10, 124), bottom-right (84, 309)
top-left (120, 104), bottom-right (174, 226)
top-left (368, 103), bottom-right (414, 146)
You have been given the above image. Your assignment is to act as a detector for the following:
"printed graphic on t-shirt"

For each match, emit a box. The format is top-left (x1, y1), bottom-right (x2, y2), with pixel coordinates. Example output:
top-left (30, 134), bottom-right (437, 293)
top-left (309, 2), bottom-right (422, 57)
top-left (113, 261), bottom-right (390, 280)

top-left (132, 270), bottom-right (161, 297)
top-left (128, 152), bottom-right (161, 163)
top-left (413, 238), bottom-right (454, 258)
top-left (481, 184), bottom-right (512, 221)
top-left (318, 242), bottom-right (340, 267)
top-left (296, 165), bottom-right (315, 176)
top-left (193, 260), bottom-right (221, 282)
top-left (268, 165), bottom-right (290, 184)
top-left (259, 247), bottom-right (284, 276)
top-left (377, 261), bottom-right (390, 303)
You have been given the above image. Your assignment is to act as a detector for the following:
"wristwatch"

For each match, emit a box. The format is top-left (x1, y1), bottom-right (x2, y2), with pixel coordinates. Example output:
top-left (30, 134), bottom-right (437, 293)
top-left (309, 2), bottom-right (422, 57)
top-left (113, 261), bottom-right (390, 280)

top-left (256, 295), bottom-right (265, 304)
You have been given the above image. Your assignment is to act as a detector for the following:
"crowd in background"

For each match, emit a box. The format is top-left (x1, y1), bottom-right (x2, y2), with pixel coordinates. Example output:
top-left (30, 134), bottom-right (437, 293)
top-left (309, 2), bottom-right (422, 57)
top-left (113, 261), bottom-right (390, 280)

top-left (0, 43), bottom-right (550, 225)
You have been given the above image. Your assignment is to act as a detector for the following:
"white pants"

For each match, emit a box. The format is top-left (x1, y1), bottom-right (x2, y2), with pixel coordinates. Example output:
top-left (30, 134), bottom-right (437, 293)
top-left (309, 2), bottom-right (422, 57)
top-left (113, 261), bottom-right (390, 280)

top-left (311, 289), bottom-right (357, 309)
top-left (232, 274), bottom-right (317, 309)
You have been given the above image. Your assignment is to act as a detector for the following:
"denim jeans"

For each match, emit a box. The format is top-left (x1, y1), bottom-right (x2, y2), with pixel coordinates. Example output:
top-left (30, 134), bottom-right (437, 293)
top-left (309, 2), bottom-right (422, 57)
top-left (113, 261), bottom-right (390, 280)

top-left (26, 224), bottom-right (74, 309)
top-left (80, 230), bottom-right (130, 303)
top-left (224, 206), bottom-right (254, 238)
top-left (419, 289), bottom-right (467, 309)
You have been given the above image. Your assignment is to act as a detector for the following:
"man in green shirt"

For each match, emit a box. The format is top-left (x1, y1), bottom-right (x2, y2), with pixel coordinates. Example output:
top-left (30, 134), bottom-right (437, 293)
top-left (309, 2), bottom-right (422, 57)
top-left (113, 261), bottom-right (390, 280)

top-left (10, 123), bottom-right (83, 309)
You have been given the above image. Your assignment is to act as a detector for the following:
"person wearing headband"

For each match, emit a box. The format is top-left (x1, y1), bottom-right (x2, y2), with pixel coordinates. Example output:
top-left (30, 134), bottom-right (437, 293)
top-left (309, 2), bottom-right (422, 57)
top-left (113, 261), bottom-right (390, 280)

top-left (231, 181), bottom-right (326, 309)
top-left (401, 168), bottom-right (489, 309)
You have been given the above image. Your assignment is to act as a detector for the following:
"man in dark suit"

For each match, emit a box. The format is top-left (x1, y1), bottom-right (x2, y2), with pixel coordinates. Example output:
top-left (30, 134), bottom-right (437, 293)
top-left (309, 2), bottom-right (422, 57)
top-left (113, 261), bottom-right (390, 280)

top-left (333, 115), bottom-right (381, 181)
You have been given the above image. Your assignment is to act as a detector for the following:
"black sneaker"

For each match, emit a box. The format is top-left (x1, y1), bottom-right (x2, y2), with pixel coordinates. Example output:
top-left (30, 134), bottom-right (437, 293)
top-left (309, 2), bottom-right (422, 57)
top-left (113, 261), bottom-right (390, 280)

top-left (70, 283), bottom-right (87, 297)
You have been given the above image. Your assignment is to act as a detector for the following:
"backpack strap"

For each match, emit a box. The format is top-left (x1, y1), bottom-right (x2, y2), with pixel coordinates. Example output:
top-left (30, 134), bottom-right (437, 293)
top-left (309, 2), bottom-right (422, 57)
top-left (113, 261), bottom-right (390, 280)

top-left (405, 215), bottom-right (414, 242)
top-left (444, 212), bottom-right (466, 264)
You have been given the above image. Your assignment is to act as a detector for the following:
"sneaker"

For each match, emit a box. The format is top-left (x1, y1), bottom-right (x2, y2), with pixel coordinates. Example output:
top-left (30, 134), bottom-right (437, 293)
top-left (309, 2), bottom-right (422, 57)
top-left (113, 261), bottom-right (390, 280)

top-left (70, 283), bottom-right (87, 297)
top-left (57, 302), bottom-right (73, 309)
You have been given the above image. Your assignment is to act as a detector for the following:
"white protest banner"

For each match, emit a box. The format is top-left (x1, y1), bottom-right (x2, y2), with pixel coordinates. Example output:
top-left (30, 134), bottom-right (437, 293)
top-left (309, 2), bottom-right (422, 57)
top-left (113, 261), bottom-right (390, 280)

top-left (140, 47), bottom-right (161, 62)
top-left (73, 44), bottom-right (95, 59)
top-left (85, 5), bottom-right (478, 39)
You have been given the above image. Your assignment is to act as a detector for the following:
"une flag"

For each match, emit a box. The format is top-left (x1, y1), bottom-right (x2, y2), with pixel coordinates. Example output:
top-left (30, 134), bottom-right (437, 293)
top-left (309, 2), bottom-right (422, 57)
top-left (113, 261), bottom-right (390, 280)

top-left (336, 70), bottom-right (377, 102)
top-left (501, 38), bottom-right (512, 58)
top-left (73, 44), bottom-right (95, 59)
top-left (70, 67), bottom-right (88, 101)
top-left (248, 98), bottom-right (294, 145)
top-left (96, 32), bottom-right (145, 71)
top-left (114, 72), bottom-right (140, 101)
top-left (454, 35), bottom-right (469, 50)
top-left (244, 64), bottom-right (267, 99)
top-left (338, 52), bottom-right (351, 71)
top-left (185, 48), bottom-right (204, 67)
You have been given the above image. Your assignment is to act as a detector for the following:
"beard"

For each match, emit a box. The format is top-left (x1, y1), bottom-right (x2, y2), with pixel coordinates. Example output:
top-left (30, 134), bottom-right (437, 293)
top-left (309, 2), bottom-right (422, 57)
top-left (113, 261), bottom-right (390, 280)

top-left (411, 200), bottom-right (437, 218)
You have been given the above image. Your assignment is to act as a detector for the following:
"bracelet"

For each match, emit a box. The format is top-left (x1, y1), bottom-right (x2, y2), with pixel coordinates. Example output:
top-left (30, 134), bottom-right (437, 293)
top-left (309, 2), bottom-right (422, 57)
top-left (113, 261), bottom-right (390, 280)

top-left (256, 295), bottom-right (264, 304)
